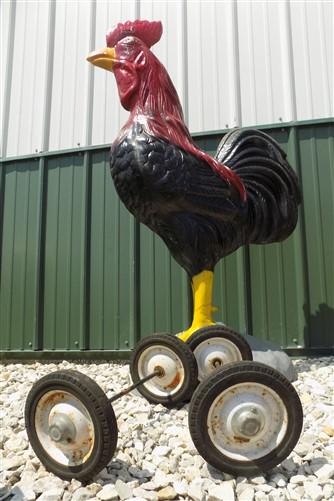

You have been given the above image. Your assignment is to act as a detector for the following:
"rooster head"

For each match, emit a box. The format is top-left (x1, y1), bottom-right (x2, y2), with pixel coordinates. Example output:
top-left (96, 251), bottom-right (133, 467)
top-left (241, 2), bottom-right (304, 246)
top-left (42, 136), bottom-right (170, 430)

top-left (87, 20), bottom-right (247, 201)
top-left (87, 20), bottom-right (163, 111)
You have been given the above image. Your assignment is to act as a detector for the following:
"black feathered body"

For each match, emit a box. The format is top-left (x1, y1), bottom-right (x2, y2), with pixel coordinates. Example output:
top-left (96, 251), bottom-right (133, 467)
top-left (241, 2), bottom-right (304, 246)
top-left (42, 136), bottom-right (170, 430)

top-left (110, 123), bottom-right (301, 276)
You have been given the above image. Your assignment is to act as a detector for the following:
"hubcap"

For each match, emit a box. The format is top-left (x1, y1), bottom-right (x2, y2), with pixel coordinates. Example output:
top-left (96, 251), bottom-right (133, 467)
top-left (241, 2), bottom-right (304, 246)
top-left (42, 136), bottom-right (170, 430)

top-left (230, 406), bottom-right (265, 437)
top-left (194, 337), bottom-right (243, 381)
top-left (35, 391), bottom-right (95, 466)
top-left (207, 382), bottom-right (288, 461)
top-left (137, 346), bottom-right (185, 396)
top-left (49, 413), bottom-right (76, 443)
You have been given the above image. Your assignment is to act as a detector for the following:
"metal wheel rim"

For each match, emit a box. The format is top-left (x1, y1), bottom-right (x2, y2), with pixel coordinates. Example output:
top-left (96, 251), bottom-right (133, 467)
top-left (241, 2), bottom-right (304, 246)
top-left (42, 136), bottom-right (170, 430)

top-left (35, 390), bottom-right (95, 466)
top-left (194, 337), bottom-right (243, 381)
top-left (207, 382), bottom-right (288, 461)
top-left (137, 345), bottom-right (185, 396)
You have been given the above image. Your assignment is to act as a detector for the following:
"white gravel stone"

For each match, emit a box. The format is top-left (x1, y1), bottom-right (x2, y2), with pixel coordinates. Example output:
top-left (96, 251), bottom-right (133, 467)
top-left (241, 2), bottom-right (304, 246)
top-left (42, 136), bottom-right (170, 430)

top-left (323, 483), bottom-right (334, 499)
top-left (152, 446), bottom-right (171, 457)
top-left (2, 456), bottom-right (26, 470)
top-left (270, 473), bottom-right (286, 487)
top-left (71, 487), bottom-right (96, 501)
top-left (304, 482), bottom-right (323, 501)
top-left (115, 479), bottom-right (133, 500)
top-left (188, 479), bottom-right (206, 501)
top-left (250, 476), bottom-right (267, 485)
top-left (152, 468), bottom-right (170, 488)
top-left (37, 487), bottom-right (65, 501)
top-left (173, 480), bottom-right (188, 496)
top-left (33, 477), bottom-right (64, 495)
top-left (4, 436), bottom-right (28, 452)
top-left (156, 485), bottom-right (177, 500)
top-left (254, 493), bottom-right (269, 501)
top-left (133, 487), bottom-right (158, 500)
top-left (10, 485), bottom-right (36, 501)
top-left (126, 498), bottom-right (146, 501)
top-left (97, 484), bottom-right (119, 500)
top-left (141, 460), bottom-right (156, 475)
top-left (208, 481), bottom-right (235, 501)
top-left (286, 484), bottom-right (304, 500)
top-left (268, 489), bottom-right (288, 501)
top-left (313, 462), bottom-right (334, 483)
top-left (238, 487), bottom-right (255, 501)
top-left (255, 484), bottom-right (273, 493)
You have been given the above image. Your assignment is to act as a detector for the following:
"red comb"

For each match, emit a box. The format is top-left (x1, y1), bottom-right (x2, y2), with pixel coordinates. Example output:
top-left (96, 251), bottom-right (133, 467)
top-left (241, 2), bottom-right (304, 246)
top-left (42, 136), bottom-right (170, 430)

top-left (106, 20), bottom-right (163, 49)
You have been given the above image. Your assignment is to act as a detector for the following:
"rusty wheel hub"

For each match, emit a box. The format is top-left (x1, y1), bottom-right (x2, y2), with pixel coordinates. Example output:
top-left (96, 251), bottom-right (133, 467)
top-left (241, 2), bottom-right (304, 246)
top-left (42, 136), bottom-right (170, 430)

top-left (35, 391), bottom-right (95, 466)
top-left (193, 337), bottom-right (243, 381)
top-left (137, 346), bottom-right (185, 396)
top-left (207, 382), bottom-right (288, 461)
top-left (49, 413), bottom-right (77, 443)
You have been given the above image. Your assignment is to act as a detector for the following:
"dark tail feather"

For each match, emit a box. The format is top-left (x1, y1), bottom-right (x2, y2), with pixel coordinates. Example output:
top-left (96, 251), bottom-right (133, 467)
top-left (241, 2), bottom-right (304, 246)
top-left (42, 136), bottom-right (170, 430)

top-left (215, 129), bottom-right (301, 244)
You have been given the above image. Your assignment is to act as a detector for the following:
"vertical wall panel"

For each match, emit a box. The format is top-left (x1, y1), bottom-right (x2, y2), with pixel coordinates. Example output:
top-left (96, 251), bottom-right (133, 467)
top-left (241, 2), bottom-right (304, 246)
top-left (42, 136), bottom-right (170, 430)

top-left (139, 0), bottom-right (187, 117)
top-left (89, 150), bottom-right (137, 350)
top-left (139, 227), bottom-right (190, 338)
top-left (213, 250), bottom-right (248, 335)
top-left (187, 0), bottom-right (240, 132)
top-left (0, 161), bottom-right (41, 350)
top-left (5, 1), bottom-right (49, 157)
top-left (237, 0), bottom-right (289, 126)
top-left (248, 129), bottom-right (307, 347)
top-left (290, 0), bottom-right (333, 121)
top-left (42, 155), bottom-right (87, 350)
top-left (48, 1), bottom-right (91, 151)
top-left (298, 124), bottom-right (334, 348)
top-left (0, 0), bottom-right (11, 157)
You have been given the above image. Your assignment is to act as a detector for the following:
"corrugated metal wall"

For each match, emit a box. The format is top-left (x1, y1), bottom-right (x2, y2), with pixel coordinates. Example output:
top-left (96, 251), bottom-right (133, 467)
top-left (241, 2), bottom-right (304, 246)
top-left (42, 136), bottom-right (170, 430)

top-left (1, 0), bottom-right (333, 158)
top-left (1, 121), bottom-right (333, 356)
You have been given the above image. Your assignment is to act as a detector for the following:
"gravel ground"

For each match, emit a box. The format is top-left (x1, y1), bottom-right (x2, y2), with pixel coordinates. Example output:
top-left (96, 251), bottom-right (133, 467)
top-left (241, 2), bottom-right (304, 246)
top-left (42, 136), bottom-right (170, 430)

top-left (1, 357), bottom-right (333, 501)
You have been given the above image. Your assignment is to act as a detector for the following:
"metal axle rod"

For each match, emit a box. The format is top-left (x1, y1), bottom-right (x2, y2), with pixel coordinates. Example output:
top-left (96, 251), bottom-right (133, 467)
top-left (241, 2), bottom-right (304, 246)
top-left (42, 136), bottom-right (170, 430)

top-left (108, 369), bottom-right (162, 403)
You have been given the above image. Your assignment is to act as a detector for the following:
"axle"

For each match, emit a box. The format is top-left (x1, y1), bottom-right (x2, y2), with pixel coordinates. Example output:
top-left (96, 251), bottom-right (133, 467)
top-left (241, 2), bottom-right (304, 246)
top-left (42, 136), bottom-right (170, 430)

top-left (108, 369), bottom-right (162, 403)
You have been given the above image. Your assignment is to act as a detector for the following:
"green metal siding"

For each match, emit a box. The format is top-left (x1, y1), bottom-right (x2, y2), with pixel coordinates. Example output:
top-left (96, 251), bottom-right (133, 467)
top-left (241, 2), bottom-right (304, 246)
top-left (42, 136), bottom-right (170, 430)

top-left (139, 227), bottom-right (190, 338)
top-left (88, 150), bottom-right (138, 351)
top-left (0, 160), bottom-right (42, 350)
top-left (0, 120), bottom-right (333, 356)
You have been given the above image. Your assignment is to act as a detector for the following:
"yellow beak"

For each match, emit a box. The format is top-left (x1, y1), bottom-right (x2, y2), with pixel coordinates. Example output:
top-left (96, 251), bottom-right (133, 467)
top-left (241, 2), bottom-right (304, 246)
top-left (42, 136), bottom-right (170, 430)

top-left (86, 47), bottom-right (116, 72)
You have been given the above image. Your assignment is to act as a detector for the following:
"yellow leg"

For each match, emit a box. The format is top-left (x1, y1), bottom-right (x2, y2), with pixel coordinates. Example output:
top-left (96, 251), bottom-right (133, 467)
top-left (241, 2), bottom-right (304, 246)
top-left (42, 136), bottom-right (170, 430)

top-left (178, 270), bottom-right (216, 342)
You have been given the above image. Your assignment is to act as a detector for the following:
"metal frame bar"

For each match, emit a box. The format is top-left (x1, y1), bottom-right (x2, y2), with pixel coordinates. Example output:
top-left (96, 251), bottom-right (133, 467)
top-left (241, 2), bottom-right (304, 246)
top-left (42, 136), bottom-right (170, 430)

top-left (1, 119), bottom-right (332, 164)
top-left (1, 347), bottom-right (333, 362)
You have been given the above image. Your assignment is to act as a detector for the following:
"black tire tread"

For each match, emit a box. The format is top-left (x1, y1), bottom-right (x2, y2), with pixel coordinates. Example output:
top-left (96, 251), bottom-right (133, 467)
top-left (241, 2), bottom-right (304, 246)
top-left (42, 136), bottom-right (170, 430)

top-left (25, 370), bottom-right (117, 482)
top-left (187, 324), bottom-right (253, 361)
top-left (189, 361), bottom-right (303, 476)
top-left (130, 334), bottom-right (198, 406)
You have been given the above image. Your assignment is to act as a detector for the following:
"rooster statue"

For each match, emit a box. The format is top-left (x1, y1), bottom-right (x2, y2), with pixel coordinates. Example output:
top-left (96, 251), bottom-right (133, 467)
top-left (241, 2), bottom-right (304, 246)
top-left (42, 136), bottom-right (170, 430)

top-left (87, 20), bottom-right (301, 343)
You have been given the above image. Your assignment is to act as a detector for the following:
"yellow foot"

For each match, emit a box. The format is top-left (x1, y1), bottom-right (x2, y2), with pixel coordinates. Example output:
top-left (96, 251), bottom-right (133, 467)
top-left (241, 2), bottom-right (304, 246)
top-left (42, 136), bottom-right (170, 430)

top-left (177, 321), bottom-right (215, 342)
top-left (176, 269), bottom-right (217, 342)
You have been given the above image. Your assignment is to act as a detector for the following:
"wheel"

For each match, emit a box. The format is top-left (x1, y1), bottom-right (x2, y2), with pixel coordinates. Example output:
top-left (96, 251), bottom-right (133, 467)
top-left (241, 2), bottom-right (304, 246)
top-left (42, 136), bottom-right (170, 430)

top-left (130, 334), bottom-right (198, 406)
top-left (187, 325), bottom-right (253, 381)
top-left (25, 370), bottom-right (118, 481)
top-left (188, 361), bottom-right (303, 476)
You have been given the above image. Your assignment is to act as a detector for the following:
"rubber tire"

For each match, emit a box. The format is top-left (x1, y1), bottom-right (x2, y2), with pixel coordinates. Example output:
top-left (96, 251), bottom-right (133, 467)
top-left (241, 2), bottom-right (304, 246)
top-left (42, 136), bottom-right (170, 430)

top-left (188, 361), bottom-right (303, 476)
top-left (25, 369), bottom-right (118, 482)
top-left (187, 324), bottom-right (253, 363)
top-left (130, 334), bottom-right (198, 406)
